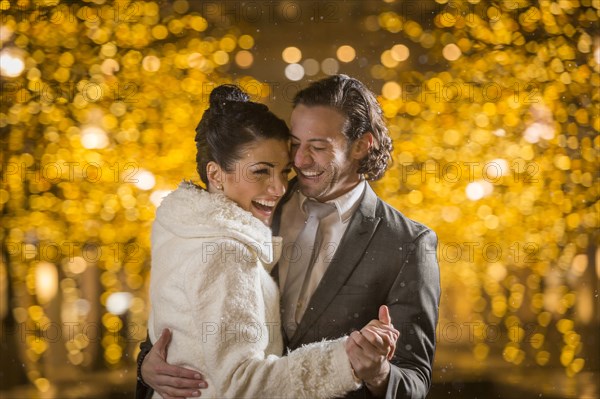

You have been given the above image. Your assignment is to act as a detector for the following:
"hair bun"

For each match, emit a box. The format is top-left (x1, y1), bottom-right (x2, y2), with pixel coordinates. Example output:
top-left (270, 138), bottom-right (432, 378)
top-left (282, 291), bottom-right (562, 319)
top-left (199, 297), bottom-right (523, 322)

top-left (209, 85), bottom-right (249, 113)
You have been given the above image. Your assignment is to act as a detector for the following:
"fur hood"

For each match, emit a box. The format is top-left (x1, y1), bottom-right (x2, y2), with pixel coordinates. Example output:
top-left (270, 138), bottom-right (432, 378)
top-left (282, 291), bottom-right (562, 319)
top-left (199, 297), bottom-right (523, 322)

top-left (155, 181), bottom-right (282, 267)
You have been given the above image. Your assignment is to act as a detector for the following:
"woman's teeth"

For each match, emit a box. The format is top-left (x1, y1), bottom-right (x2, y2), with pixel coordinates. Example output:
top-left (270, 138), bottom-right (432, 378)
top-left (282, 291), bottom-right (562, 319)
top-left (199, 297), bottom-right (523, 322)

top-left (252, 199), bottom-right (276, 212)
top-left (254, 199), bottom-right (276, 207)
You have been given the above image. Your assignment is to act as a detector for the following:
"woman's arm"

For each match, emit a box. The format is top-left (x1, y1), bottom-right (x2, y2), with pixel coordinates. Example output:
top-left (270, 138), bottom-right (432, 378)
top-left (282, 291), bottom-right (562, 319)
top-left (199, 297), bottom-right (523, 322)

top-left (184, 241), bottom-right (361, 399)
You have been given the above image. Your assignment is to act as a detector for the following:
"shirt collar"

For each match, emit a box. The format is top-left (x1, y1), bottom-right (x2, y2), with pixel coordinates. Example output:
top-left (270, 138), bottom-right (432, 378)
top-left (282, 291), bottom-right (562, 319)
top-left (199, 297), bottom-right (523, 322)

top-left (297, 180), bottom-right (367, 223)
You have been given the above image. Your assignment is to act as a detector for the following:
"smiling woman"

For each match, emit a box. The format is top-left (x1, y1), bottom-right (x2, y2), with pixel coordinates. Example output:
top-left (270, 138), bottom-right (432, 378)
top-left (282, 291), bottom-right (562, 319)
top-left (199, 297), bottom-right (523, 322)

top-left (196, 85), bottom-right (292, 226)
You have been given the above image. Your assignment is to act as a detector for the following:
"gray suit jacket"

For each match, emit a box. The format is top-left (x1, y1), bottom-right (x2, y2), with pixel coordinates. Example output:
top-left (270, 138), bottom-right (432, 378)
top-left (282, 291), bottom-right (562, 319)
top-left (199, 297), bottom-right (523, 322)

top-left (272, 180), bottom-right (440, 399)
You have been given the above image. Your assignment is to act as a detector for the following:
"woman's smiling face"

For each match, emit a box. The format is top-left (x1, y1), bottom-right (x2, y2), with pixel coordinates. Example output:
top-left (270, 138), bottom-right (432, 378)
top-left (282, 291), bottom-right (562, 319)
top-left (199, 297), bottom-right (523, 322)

top-left (219, 138), bottom-right (292, 226)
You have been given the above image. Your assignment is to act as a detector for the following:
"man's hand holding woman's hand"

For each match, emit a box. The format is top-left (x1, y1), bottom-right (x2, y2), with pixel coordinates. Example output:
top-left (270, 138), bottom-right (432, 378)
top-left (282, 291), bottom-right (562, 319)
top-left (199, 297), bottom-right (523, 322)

top-left (141, 329), bottom-right (207, 398)
top-left (345, 305), bottom-right (399, 398)
top-left (142, 309), bottom-right (399, 399)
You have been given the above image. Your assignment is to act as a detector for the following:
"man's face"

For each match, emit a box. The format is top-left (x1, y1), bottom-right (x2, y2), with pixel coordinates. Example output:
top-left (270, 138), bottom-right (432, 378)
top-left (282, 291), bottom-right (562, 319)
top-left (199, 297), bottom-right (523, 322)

top-left (290, 105), bottom-right (361, 202)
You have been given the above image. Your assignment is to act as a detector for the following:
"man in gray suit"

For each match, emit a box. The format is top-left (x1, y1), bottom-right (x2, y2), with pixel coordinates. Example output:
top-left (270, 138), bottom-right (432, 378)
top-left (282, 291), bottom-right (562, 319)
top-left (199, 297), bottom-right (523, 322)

top-left (136, 75), bottom-right (440, 398)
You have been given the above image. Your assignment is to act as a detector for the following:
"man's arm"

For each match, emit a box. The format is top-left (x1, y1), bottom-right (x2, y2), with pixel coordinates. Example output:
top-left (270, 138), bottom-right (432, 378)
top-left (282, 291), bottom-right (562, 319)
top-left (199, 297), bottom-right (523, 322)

top-left (136, 329), bottom-right (206, 399)
top-left (383, 229), bottom-right (441, 399)
top-left (135, 334), bottom-right (154, 399)
top-left (346, 229), bottom-right (440, 399)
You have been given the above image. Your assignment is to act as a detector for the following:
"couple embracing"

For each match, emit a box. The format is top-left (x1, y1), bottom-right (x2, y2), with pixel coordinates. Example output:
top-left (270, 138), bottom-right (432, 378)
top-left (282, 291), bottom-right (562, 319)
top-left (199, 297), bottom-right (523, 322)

top-left (137, 75), bottom-right (440, 399)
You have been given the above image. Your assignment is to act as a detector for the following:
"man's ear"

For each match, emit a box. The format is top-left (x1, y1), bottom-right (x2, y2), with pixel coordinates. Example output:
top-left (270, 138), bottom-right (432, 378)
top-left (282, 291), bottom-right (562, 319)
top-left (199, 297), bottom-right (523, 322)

top-left (351, 132), bottom-right (374, 160)
top-left (206, 161), bottom-right (224, 191)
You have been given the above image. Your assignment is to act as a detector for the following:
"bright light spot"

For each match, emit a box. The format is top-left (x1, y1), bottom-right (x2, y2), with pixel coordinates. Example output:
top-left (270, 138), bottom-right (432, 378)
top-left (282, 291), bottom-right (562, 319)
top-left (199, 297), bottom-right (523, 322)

top-left (75, 299), bottom-right (91, 316)
top-left (212, 50), bottom-right (229, 65)
top-left (488, 263), bottom-right (507, 281)
top-left (34, 378), bottom-right (51, 393)
top-left (142, 55), bottom-right (161, 72)
top-left (135, 170), bottom-right (156, 190)
top-left (282, 46), bottom-right (302, 63)
top-left (150, 190), bottom-right (172, 207)
top-left (594, 46), bottom-right (600, 64)
top-left (382, 81), bottom-right (401, 100)
top-left (442, 44), bottom-right (462, 61)
top-left (321, 58), bottom-right (339, 75)
top-left (35, 262), bottom-right (58, 304)
top-left (380, 50), bottom-right (399, 68)
top-left (336, 45), bottom-right (356, 63)
top-left (106, 292), bottom-right (133, 315)
top-left (285, 63), bottom-right (304, 81)
top-left (101, 43), bottom-right (118, 58)
top-left (0, 25), bottom-right (14, 44)
top-left (482, 180), bottom-right (494, 196)
top-left (101, 59), bottom-right (120, 75)
top-left (235, 50), bottom-right (254, 68)
top-left (571, 254), bottom-right (588, 276)
top-left (0, 51), bottom-right (25, 77)
top-left (65, 256), bottom-right (87, 274)
top-left (219, 36), bottom-right (236, 52)
top-left (189, 16), bottom-right (207, 32)
top-left (494, 128), bottom-right (506, 137)
top-left (466, 181), bottom-right (493, 200)
top-left (554, 154), bottom-right (571, 170)
top-left (238, 34), bottom-right (254, 49)
top-left (81, 126), bottom-right (109, 149)
top-left (303, 58), bottom-right (320, 76)
top-left (391, 44), bottom-right (410, 61)
top-left (466, 182), bottom-right (485, 200)
top-left (523, 124), bottom-right (541, 143)
top-left (187, 53), bottom-right (205, 69)
top-left (523, 122), bottom-right (555, 143)
top-left (487, 159), bottom-right (510, 178)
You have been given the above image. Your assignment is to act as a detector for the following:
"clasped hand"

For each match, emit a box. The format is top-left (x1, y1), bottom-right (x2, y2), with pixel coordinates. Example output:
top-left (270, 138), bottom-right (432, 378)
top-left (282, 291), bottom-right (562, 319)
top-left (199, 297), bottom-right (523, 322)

top-left (345, 305), bottom-right (399, 396)
top-left (140, 306), bottom-right (399, 399)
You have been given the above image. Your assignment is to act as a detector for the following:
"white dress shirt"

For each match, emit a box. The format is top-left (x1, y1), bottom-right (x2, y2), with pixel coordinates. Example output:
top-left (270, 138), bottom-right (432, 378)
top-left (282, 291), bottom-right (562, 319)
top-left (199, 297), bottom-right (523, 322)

top-left (278, 180), bottom-right (367, 322)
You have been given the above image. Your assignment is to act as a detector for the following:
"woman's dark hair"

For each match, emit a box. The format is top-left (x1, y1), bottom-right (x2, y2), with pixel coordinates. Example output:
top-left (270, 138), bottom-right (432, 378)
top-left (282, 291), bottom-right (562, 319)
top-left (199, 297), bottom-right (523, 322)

top-left (293, 74), bottom-right (392, 181)
top-left (195, 85), bottom-right (289, 186)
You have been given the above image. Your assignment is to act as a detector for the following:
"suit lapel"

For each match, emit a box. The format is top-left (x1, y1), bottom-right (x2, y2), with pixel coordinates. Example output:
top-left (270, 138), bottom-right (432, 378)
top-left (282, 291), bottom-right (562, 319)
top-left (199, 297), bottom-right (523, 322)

top-left (289, 185), bottom-right (381, 348)
top-left (270, 178), bottom-right (298, 286)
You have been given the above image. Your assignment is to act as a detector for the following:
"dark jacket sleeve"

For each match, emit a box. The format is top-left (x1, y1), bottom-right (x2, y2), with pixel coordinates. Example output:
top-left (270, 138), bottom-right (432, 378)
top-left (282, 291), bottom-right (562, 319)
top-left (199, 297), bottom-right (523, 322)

top-left (135, 332), bottom-right (154, 399)
top-left (384, 229), bottom-right (441, 399)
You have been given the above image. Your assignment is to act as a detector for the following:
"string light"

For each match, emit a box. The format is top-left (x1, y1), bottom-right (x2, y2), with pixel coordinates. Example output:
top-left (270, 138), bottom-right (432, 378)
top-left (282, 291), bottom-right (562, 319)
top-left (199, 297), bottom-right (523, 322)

top-left (282, 46), bottom-right (302, 64)
top-left (0, 50), bottom-right (25, 77)
top-left (284, 63), bottom-right (304, 81)
top-left (336, 45), bottom-right (356, 63)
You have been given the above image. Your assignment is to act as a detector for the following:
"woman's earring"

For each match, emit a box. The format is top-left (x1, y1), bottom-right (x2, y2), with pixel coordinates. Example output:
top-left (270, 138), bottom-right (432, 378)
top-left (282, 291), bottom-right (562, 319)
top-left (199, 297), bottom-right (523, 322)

top-left (217, 184), bottom-right (223, 190)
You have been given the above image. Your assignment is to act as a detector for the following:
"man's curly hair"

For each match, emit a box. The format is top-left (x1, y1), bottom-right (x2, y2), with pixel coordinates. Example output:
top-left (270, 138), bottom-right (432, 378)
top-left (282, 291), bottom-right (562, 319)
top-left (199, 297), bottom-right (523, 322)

top-left (293, 74), bottom-right (393, 181)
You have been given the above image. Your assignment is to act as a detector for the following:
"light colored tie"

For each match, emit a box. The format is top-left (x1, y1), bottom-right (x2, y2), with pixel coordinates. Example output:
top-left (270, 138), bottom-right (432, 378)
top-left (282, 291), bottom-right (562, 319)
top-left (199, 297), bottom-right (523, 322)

top-left (282, 200), bottom-right (335, 337)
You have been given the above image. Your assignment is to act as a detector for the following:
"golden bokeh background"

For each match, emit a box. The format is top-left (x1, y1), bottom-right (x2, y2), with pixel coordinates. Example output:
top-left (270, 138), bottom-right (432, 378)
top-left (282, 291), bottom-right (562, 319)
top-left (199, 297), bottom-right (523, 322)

top-left (0, 0), bottom-right (598, 398)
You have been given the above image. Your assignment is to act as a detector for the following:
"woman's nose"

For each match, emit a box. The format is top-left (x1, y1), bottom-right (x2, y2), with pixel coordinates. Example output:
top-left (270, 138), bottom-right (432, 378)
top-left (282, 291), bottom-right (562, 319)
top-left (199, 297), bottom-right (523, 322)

top-left (269, 173), bottom-right (287, 197)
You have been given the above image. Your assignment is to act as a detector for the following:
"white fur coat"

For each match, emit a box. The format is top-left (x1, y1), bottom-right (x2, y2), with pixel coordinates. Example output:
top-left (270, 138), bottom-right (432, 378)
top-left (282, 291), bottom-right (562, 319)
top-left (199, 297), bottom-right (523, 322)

top-left (148, 182), bottom-right (360, 398)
